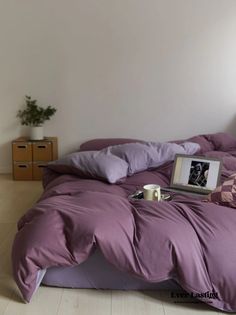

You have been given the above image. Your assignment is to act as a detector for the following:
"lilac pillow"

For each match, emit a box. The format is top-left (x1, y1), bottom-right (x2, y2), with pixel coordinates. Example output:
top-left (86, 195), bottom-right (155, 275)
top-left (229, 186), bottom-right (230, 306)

top-left (103, 141), bottom-right (200, 176)
top-left (80, 138), bottom-right (144, 151)
top-left (104, 142), bottom-right (155, 175)
top-left (205, 133), bottom-right (236, 151)
top-left (48, 151), bottom-right (128, 184)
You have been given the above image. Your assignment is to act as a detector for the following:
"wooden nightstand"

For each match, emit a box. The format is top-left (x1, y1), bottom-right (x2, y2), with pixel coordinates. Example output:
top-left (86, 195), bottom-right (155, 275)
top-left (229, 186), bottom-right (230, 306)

top-left (12, 137), bottom-right (58, 180)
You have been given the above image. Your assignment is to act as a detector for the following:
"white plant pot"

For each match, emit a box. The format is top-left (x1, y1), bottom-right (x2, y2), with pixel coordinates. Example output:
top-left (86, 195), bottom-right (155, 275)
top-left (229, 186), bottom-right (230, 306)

top-left (30, 126), bottom-right (44, 140)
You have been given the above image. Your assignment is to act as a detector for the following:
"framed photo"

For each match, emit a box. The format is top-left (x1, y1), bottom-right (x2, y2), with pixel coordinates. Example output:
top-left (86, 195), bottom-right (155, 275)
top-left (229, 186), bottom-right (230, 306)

top-left (170, 154), bottom-right (222, 194)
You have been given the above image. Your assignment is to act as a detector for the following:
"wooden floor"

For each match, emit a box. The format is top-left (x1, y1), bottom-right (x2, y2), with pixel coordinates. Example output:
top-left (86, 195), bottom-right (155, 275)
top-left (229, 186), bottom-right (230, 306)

top-left (0, 174), bottom-right (223, 315)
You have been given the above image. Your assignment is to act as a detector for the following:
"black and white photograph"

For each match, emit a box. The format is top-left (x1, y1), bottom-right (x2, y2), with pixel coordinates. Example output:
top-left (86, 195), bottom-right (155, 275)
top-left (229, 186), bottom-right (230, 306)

top-left (188, 161), bottom-right (210, 187)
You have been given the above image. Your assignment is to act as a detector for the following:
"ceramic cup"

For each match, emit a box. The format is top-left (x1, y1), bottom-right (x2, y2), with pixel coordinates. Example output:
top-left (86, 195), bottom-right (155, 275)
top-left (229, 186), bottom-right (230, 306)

top-left (143, 184), bottom-right (161, 201)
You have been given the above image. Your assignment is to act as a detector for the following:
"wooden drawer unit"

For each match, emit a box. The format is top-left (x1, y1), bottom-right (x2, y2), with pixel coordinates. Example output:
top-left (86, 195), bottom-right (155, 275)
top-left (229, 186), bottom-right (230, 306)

top-left (12, 137), bottom-right (58, 180)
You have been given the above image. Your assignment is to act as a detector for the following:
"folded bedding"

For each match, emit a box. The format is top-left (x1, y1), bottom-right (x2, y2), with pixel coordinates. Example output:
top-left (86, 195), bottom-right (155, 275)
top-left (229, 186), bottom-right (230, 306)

top-left (12, 132), bottom-right (236, 312)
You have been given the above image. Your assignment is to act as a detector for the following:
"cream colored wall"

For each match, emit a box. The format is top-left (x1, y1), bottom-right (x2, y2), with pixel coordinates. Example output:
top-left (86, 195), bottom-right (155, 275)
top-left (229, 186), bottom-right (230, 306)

top-left (0, 0), bottom-right (236, 173)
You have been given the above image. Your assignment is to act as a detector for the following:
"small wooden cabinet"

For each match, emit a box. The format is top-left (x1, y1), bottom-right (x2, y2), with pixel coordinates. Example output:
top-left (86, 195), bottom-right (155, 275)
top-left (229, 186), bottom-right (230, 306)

top-left (12, 137), bottom-right (58, 180)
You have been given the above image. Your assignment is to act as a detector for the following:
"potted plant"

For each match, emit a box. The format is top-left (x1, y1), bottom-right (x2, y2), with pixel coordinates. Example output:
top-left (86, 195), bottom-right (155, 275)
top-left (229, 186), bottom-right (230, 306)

top-left (17, 96), bottom-right (57, 140)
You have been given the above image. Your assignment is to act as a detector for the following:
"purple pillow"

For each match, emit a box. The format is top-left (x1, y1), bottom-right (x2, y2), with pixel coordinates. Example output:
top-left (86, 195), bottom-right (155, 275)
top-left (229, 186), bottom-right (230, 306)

top-left (205, 133), bottom-right (236, 151)
top-left (79, 138), bottom-right (144, 151)
top-left (187, 135), bottom-right (215, 153)
top-left (48, 151), bottom-right (128, 184)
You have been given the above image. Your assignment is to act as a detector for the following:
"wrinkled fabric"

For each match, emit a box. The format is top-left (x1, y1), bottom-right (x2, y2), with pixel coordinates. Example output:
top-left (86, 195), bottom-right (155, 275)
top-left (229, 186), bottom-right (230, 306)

top-left (48, 150), bottom-right (129, 184)
top-left (12, 134), bottom-right (236, 312)
top-left (104, 141), bottom-right (199, 175)
top-left (49, 141), bottom-right (199, 181)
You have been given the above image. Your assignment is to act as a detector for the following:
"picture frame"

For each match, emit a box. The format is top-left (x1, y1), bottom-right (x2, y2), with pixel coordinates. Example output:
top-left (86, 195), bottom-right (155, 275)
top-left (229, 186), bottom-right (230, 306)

top-left (170, 154), bottom-right (222, 194)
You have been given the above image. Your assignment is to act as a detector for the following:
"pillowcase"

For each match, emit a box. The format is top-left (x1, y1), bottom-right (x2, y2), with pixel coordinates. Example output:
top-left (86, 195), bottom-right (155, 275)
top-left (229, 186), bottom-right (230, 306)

top-left (208, 173), bottom-right (236, 208)
top-left (48, 151), bottom-right (128, 184)
top-left (79, 138), bottom-right (144, 151)
top-left (103, 141), bottom-right (200, 176)
top-left (205, 133), bottom-right (236, 151)
top-left (187, 135), bottom-right (215, 154)
top-left (104, 142), bottom-right (156, 176)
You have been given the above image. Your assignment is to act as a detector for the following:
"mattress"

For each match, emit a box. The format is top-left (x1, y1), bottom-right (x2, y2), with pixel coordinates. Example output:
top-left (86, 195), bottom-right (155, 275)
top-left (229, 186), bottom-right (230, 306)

top-left (42, 249), bottom-right (182, 291)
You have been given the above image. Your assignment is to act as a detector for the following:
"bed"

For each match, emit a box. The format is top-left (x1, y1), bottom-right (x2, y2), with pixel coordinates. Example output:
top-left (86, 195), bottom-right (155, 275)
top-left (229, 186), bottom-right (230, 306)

top-left (12, 132), bottom-right (236, 312)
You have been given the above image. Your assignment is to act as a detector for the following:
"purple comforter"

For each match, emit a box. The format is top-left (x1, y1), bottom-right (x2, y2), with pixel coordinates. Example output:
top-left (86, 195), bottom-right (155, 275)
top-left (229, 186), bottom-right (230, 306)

top-left (12, 133), bottom-right (236, 311)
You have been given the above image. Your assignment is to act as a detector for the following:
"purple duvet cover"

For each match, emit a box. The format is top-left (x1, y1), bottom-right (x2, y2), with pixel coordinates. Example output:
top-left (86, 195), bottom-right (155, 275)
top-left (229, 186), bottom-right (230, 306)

top-left (12, 133), bottom-right (236, 312)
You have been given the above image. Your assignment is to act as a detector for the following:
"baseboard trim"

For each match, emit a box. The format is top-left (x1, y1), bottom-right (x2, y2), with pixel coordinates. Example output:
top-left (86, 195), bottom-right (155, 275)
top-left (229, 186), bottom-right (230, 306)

top-left (0, 166), bottom-right (12, 174)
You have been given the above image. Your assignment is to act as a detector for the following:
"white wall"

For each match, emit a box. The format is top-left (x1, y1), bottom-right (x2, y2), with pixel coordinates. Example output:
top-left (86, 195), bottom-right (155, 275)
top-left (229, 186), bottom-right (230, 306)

top-left (0, 0), bottom-right (236, 173)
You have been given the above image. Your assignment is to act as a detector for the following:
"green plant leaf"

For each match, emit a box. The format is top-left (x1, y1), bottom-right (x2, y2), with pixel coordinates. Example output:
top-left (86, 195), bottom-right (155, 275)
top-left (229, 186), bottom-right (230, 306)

top-left (17, 96), bottom-right (57, 126)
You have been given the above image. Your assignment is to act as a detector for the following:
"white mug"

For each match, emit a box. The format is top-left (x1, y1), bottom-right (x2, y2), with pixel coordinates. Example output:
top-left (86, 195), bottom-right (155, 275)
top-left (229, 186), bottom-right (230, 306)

top-left (143, 184), bottom-right (161, 201)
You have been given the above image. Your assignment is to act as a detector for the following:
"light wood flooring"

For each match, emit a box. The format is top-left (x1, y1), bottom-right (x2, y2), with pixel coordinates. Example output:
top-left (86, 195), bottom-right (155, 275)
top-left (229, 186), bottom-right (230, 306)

top-left (0, 174), bottom-right (225, 314)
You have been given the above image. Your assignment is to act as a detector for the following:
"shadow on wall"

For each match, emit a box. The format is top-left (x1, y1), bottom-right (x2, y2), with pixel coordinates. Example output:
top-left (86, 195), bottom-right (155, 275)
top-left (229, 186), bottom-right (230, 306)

top-left (226, 113), bottom-right (236, 136)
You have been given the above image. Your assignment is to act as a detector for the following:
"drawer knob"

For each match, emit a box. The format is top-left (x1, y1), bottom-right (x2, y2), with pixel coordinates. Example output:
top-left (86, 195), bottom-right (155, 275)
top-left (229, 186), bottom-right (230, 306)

top-left (37, 145), bottom-right (46, 149)
top-left (18, 165), bottom-right (28, 168)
